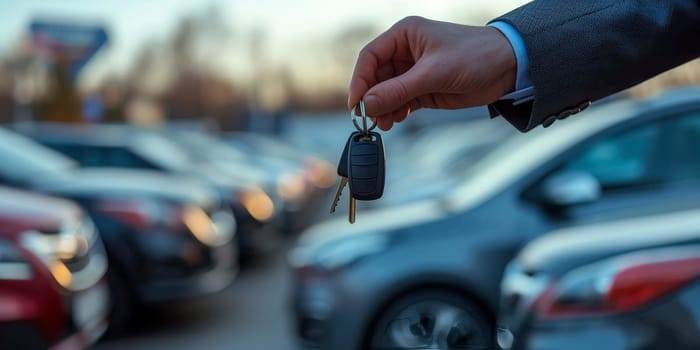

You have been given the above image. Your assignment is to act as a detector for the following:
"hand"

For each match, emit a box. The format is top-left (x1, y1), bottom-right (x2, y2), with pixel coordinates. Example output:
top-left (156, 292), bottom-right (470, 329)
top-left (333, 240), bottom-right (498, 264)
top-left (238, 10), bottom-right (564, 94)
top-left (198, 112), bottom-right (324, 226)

top-left (348, 16), bottom-right (517, 131)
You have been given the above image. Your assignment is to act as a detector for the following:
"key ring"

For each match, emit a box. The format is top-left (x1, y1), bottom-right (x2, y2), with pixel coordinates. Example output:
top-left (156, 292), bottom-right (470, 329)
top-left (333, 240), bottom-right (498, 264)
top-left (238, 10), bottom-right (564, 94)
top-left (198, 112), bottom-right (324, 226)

top-left (351, 100), bottom-right (377, 134)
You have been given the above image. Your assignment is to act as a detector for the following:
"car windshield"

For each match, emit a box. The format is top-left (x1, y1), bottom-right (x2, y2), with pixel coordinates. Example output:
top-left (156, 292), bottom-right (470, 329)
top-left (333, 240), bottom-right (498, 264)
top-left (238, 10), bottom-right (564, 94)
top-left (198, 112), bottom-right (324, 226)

top-left (132, 131), bottom-right (196, 172)
top-left (409, 119), bottom-right (513, 175)
top-left (439, 129), bottom-right (539, 209)
top-left (229, 132), bottom-right (305, 161)
top-left (0, 128), bottom-right (76, 179)
top-left (174, 130), bottom-right (248, 162)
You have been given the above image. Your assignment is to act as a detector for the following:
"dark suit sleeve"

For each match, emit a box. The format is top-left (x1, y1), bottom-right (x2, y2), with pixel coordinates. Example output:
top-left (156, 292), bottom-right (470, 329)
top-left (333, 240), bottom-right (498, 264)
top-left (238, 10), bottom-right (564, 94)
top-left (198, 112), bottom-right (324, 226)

top-left (489, 0), bottom-right (700, 132)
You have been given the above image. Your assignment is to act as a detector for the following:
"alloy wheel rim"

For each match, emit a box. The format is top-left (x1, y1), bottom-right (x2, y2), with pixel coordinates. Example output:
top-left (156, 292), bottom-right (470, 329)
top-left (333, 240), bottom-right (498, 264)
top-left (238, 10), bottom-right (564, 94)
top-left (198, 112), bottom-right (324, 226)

top-left (374, 300), bottom-right (482, 349)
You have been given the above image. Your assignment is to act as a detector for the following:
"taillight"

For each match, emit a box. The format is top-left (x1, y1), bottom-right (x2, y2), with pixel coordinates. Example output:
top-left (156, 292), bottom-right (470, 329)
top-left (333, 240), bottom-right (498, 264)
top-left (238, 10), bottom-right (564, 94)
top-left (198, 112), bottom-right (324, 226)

top-left (534, 246), bottom-right (700, 319)
top-left (606, 257), bottom-right (700, 311)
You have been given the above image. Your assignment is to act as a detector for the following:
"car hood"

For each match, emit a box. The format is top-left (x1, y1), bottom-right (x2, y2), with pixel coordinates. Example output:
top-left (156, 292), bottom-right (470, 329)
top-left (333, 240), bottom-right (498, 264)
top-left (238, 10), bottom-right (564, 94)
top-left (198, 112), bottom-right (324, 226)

top-left (517, 208), bottom-right (700, 276)
top-left (33, 168), bottom-right (219, 207)
top-left (0, 186), bottom-right (82, 234)
top-left (210, 161), bottom-right (275, 186)
top-left (297, 199), bottom-right (445, 247)
top-left (380, 173), bottom-right (459, 207)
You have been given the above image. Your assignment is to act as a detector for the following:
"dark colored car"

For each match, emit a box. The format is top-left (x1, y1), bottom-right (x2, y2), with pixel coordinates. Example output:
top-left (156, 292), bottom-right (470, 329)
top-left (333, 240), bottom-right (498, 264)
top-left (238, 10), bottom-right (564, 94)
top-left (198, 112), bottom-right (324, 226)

top-left (15, 123), bottom-right (279, 258)
top-left (0, 186), bottom-right (109, 350)
top-left (288, 87), bottom-right (700, 350)
top-left (0, 127), bottom-right (238, 333)
top-left (498, 209), bottom-right (700, 350)
top-left (171, 128), bottom-right (335, 231)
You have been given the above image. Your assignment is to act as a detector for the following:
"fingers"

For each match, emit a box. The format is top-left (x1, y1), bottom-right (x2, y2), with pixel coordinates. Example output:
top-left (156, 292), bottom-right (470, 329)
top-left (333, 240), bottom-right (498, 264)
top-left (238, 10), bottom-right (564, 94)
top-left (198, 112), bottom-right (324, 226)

top-left (348, 16), bottom-right (424, 110)
top-left (363, 62), bottom-right (430, 117)
top-left (376, 103), bottom-right (411, 131)
top-left (347, 27), bottom-right (401, 110)
top-left (348, 16), bottom-right (432, 129)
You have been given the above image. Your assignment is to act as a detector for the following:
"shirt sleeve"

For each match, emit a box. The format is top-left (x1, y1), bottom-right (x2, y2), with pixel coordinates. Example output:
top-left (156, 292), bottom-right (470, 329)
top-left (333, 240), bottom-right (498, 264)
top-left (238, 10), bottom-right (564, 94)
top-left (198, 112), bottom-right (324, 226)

top-left (488, 21), bottom-right (534, 105)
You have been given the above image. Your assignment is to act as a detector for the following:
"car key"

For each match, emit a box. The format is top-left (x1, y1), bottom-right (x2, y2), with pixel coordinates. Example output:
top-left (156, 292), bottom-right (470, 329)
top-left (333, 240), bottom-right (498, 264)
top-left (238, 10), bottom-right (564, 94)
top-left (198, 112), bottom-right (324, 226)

top-left (347, 131), bottom-right (385, 201)
top-left (329, 99), bottom-right (382, 224)
top-left (329, 131), bottom-right (360, 214)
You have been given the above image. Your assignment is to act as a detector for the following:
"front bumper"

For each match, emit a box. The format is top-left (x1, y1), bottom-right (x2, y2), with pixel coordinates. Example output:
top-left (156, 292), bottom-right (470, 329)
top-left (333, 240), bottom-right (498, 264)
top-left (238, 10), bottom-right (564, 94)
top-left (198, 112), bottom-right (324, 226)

top-left (233, 204), bottom-right (280, 259)
top-left (293, 279), bottom-right (337, 348)
top-left (138, 242), bottom-right (237, 303)
top-left (52, 281), bottom-right (110, 350)
top-left (290, 267), bottom-right (375, 350)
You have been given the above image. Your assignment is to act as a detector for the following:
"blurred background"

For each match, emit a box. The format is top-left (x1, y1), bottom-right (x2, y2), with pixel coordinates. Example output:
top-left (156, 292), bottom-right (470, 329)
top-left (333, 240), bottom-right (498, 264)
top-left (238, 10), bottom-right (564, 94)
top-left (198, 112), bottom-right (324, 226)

top-left (1, 1), bottom-right (700, 350)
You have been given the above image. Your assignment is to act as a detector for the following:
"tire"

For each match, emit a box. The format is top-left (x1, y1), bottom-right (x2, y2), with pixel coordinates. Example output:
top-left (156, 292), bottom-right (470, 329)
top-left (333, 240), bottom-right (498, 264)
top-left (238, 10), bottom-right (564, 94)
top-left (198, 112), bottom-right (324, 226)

top-left (367, 289), bottom-right (494, 350)
top-left (0, 322), bottom-right (48, 350)
top-left (103, 267), bottom-right (134, 338)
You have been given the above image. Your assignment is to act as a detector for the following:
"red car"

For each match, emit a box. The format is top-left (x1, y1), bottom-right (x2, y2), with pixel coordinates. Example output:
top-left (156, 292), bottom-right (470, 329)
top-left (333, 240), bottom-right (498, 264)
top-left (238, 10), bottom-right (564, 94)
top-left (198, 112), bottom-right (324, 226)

top-left (0, 186), bottom-right (109, 350)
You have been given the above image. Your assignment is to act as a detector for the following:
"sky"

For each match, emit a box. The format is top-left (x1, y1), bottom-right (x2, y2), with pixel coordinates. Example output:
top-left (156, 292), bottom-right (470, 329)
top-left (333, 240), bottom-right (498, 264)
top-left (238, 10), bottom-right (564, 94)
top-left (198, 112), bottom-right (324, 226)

top-left (0, 0), bottom-right (528, 89)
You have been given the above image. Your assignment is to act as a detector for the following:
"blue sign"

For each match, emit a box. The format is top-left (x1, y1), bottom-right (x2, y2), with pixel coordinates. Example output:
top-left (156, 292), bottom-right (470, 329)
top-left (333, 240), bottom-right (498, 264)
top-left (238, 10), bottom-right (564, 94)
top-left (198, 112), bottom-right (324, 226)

top-left (30, 20), bottom-right (108, 80)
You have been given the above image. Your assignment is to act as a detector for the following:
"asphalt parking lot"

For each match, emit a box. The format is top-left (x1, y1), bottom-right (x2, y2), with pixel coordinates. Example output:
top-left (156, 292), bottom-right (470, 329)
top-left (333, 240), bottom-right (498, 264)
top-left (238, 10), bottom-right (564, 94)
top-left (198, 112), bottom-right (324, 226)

top-left (95, 240), bottom-right (297, 350)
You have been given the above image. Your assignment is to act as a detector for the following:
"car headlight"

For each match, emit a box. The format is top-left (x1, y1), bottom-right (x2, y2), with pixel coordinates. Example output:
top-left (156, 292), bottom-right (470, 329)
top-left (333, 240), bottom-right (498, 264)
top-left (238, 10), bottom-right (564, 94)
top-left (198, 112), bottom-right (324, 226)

top-left (0, 238), bottom-right (32, 280)
top-left (303, 157), bottom-right (337, 189)
top-left (240, 187), bottom-right (275, 222)
top-left (290, 234), bottom-right (389, 271)
top-left (277, 172), bottom-right (307, 201)
top-left (19, 216), bottom-right (98, 290)
top-left (181, 205), bottom-right (236, 247)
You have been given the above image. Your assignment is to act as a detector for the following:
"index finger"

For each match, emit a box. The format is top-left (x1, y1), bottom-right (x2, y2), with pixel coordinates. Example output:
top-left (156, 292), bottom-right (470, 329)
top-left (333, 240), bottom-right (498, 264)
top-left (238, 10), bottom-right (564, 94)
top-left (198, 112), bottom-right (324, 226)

top-left (347, 26), bottom-right (401, 109)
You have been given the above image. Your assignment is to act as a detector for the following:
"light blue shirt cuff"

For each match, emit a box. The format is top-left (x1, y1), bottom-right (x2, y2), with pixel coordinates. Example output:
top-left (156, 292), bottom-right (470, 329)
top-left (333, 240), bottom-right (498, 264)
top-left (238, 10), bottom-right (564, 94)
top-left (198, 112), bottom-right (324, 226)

top-left (501, 86), bottom-right (535, 106)
top-left (488, 21), bottom-right (534, 104)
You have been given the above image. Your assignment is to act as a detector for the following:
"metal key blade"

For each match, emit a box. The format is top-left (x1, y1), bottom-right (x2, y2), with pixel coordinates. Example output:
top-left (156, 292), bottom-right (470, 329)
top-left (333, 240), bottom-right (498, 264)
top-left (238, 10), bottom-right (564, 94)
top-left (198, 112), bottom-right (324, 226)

top-left (349, 196), bottom-right (356, 224)
top-left (329, 176), bottom-right (348, 214)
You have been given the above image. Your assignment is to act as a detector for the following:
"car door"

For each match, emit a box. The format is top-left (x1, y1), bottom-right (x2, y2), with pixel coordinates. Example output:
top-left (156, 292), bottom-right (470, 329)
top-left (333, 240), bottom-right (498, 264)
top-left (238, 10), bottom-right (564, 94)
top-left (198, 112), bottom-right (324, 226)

top-left (531, 107), bottom-right (700, 225)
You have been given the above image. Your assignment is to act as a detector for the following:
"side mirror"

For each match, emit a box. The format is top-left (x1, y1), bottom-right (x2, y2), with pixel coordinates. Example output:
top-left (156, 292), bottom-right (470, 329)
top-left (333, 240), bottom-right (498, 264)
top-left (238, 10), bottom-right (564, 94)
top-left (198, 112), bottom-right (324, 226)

top-left (539, 171), bottom-right (601, 206)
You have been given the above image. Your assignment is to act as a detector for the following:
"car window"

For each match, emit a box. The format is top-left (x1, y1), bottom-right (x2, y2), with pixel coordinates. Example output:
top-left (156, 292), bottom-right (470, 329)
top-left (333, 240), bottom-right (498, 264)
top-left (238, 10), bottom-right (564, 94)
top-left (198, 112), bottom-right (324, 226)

top-left (0, 129), bottom-right (76, 180)
top-left (48, 144), bottom-right (85, 163)
top-left (563, 124), bottom-right (659, 190)
top-left (133, 133), bottom-right (193, 172)
top-left (102, 147), bottom-right (155, 169)
top-left (563, 110), bottom-right (700, 191)
top-left (49, 143), bottom-right (156, 169)
top-left (654, 111), bottom-right (700, 182)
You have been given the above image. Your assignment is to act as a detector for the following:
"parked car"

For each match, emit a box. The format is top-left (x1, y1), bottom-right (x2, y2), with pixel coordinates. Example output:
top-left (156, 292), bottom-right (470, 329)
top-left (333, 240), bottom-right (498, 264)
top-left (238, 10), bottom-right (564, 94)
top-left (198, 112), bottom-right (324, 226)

top-left (14, 123), bottom-right (277, 259)
top-left (288, 87), bottom-right (700, 350)
top-left (0, 186), bottom-right (109, 349)
top-left (0, 127), bottom-right (238, 334)
top-left (170, 128), bottom-right (335, 231)
top-left (498, 209), bottom-right (700, 350)
top-left (378, 117), bottom-right (513, 208)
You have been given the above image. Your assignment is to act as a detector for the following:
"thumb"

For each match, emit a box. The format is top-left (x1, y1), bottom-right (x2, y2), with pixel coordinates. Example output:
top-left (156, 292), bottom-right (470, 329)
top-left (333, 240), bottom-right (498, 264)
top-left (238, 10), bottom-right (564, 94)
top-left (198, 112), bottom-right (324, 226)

top-left (363, 65), bottom-right (431, 116)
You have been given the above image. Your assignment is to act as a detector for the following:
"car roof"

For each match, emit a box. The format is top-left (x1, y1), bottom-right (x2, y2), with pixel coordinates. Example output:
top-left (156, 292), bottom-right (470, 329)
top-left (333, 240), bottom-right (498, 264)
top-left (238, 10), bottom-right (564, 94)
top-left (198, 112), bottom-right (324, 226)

top-left (13, 122), bottom-right (145, 147)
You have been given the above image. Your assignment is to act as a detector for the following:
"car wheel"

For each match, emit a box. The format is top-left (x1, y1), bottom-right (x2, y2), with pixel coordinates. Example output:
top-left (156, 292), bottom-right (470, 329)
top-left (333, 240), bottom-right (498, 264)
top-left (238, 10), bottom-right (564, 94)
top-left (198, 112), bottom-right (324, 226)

top-left (104, 267), bottom-right (134, 338)
top-left (0, 322), bottom-right (48, 350)
top-left (368, 290), bottom-right (493, 349)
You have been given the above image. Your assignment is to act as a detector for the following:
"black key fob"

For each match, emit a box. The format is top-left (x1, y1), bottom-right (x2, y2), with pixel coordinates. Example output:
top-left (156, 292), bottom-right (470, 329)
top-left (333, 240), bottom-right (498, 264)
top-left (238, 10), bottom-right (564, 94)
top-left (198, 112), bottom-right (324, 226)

top-left (348, 131), bottom-right (385, 200)
top-left (338, 131), bottom-right (361, 178)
